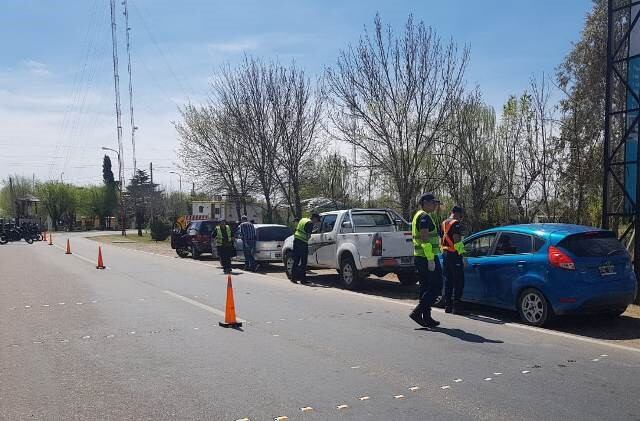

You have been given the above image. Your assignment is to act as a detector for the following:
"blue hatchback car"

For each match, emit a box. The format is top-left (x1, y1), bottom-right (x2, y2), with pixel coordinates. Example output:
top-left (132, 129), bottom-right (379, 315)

top-left (445, 224), bottom-right (637, 326)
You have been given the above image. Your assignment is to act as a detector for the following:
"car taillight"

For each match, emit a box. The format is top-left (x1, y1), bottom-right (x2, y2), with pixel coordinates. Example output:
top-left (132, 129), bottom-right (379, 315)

top-left (372, 234), bottom-right (383, 256)
top-left (548, 246), bottom-right (575, 270)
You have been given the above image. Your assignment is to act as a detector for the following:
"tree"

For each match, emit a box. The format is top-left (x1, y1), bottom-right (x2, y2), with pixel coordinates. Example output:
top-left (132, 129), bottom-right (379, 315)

top-left (37, 182), bottom-right (77, 231)
top-left (326, 14), bottom-right (468, 219)
top-left (0, 175), bottom-right (34, 218)
top-left (102, 155), bottom-right (118, 227)
top-left (125, 170), bottom-right (162, 236)
top-left (555, 0), bottom-right (606, 225)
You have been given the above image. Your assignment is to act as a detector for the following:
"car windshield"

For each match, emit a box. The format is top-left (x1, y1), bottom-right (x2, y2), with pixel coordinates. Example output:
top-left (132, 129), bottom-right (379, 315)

top-left (257, 226), bottom-right (292, 241)
top-left (558, 232), bottom-right (627, 257)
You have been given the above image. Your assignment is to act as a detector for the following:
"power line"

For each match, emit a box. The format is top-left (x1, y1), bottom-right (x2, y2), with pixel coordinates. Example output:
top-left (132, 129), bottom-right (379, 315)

top-left (123, 0), bottom-right (138, 173)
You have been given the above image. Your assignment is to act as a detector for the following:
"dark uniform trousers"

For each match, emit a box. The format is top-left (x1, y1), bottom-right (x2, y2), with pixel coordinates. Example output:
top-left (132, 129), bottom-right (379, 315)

top-left (443, 251), bottom-right (465, 309)
top-left (292, 238), bottom-right (308, 281)
top-left (217, 245), bottom-right (233, 273)
top-left (413, 256), bottom-right (443, 314)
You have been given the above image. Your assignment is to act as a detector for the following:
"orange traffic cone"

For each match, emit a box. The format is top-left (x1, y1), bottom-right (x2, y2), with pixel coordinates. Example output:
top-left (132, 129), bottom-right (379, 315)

top-left (65, 239), bottom-right (72, 255)
top-left (219, 275), bottom-right (242, 328)
top-left (48, 232), bottom-right (53, 246)
top-left (96, 246), bottom-right (106, 269)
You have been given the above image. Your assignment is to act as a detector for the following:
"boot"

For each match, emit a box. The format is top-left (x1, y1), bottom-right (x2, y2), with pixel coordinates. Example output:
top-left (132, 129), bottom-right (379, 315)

top-left (410, 310), bottom-right (428, 327)
top-left (422, 310), bottom-right (440, 328)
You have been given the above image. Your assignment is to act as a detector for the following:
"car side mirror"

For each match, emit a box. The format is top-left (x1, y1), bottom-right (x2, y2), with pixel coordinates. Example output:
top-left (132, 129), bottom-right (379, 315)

top-left (341, 221), bottom-right (352, 229)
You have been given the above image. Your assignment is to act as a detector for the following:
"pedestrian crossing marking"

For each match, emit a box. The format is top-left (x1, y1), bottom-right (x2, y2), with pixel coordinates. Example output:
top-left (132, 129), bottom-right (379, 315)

top-left (441, 385), bottom-right (451, 389)
top-left (300, 406), bottom-right (313, 412)
top-left (409, 386), bottom-right (420, 391)
top-left (393, 394), bottom-right (405, 399)
top-left (336, 404), bottom-right (349, 409)
top-left (358, 396), bottom-right (370, 400)
top-left (454, 379), bottom-right (463, 383)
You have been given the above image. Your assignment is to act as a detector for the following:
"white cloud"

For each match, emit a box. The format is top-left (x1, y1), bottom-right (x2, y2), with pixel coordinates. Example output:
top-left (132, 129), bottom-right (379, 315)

top-left (22, 60), bottom-right (52, 77)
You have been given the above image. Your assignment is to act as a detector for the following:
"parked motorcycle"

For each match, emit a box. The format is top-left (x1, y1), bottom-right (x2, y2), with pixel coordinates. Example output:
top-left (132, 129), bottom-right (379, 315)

top-left (0, 225), bottom-right (34, 245)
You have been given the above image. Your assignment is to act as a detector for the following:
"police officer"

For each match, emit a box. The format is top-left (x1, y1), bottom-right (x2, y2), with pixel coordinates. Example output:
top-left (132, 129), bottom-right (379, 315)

top-left (291, 213), bottom-right (321, 284)
top-left (441, 205), bottom-right (467, 314)
top-left (213, 219), bottom-right (234, 274)
top-left (410, 193), bottom-right (443, 328)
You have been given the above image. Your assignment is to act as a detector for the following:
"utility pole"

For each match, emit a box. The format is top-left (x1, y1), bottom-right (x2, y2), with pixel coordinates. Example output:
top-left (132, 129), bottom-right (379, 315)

top-left (122, 0), bottom-right (138, 173)
top-left (110, 0), bottom-right (126, 236)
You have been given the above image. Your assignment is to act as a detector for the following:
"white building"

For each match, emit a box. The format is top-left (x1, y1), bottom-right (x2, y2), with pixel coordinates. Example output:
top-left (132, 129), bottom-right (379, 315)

top-left (191, 197), bottom-right (263, 223)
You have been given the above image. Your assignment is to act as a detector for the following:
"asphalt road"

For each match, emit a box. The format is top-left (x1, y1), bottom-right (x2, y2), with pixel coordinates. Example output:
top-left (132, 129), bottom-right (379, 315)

top-left (1, 233), bottom-right (639, 421)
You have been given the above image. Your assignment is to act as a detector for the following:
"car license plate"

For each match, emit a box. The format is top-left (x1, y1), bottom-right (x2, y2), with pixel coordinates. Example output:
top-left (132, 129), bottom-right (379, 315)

top-left (598, 264), bottom-right (616, 276)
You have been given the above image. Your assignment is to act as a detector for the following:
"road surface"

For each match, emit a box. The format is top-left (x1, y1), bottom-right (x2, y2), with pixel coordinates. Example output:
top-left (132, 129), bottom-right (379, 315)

top-left (1, 233), bottom-right (639, 420)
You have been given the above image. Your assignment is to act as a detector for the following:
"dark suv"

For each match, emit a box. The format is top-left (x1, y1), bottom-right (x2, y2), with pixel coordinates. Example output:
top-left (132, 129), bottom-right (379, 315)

top-left (171, 220), bottom-right (217, 259)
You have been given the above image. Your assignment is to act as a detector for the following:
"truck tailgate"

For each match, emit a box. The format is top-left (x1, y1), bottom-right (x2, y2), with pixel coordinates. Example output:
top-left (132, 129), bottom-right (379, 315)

top-left (380, 231), bottom-right (414, 257)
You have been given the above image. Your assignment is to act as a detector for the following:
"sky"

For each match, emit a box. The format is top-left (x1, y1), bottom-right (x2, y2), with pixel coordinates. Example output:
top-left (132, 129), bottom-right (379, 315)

top-left (0, 0), bottom-right (593, 191)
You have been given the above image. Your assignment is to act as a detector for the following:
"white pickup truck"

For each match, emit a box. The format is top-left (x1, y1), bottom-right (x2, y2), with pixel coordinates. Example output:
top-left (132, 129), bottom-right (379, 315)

top-left (282, 209), bottom-right (416, 289)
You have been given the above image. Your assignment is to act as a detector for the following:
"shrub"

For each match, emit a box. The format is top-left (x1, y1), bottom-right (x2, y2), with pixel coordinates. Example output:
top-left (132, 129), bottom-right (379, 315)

top-left (150, 218), bottom-right (171, 241)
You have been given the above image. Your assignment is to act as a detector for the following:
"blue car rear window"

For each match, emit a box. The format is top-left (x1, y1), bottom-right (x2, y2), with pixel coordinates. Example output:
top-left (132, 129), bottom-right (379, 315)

top-left (558, 232), bottom-right (626, 257)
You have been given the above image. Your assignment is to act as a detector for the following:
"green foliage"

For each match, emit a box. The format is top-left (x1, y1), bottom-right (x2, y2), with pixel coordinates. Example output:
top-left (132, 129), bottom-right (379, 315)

top-left (149, 218), bottom-right (171, 241)
top-left (37, 182), bottom-right (77, 230)
top-left (102, 155), bottom-right (116, 186)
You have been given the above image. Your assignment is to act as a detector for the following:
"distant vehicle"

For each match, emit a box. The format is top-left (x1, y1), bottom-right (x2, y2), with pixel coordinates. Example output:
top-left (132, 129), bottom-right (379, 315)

top-left (170, 219), bottom-right (217, 259)
top-left (282, 209), bottom-right (415, 289)
top-left (234, 224), bottom-right (293, 264)
top-left (439, 224), bottom-right (637, 326)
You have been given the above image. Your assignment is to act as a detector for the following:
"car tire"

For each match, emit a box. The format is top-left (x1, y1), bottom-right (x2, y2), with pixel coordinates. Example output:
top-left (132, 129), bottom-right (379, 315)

top-left (284, 252), bottom-right (294, 280)
top-left (0, 234), bottom-right (7, 245)
top-left (176, 247), bottom-right (189, 258)
top-left (518, 288), bottom-right (553, 327)
top-left (340, 254), bottom-right (362, 290)
top-left (397, 272), bottom-right (418, 286)
top-left (191, 245), bottom-right (200, 260)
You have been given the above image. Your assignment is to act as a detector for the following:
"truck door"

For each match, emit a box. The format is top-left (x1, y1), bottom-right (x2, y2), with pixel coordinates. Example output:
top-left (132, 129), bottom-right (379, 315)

top-left (315, 214), bottom-right (339, 267)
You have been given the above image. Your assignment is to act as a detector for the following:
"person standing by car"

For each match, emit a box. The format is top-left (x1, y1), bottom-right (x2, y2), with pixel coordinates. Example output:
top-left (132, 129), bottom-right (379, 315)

top-left (409, 193), bottom-right (443, 328)
top-left (239, 215), bottom-right (257, 272)
top-left (213, 219), bottom-right (234, 274)
top-left (291, 213), bottom-right (321, 284)
top-left (441, 205), bottom-right (467, 315)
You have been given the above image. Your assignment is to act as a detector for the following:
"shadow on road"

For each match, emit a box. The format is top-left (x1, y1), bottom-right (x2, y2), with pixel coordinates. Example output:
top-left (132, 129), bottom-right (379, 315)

top-left (416, 326), bottom-right (504, 344)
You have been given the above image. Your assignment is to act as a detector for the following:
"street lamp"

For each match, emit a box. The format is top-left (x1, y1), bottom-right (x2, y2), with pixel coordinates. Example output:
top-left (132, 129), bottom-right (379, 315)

top-left (169, 171), bottom-right (182, 193)
top-left (60, 172), bottom-right (64, 183)
top-left (101, 146), bottom-right (126, 237)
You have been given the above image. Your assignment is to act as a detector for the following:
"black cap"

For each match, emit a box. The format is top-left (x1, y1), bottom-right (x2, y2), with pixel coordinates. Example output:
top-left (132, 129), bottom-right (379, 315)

top-left (452, 205), bottom-right (464, 214)
top-left (311, 213), bottom-right (321, 220)
top-left (419, 193), bottom-right (438, 204)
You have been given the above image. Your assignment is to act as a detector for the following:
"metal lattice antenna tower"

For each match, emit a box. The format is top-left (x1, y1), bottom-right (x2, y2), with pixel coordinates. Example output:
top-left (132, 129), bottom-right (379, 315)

top-left (110, 0), bottom-right (126, 235)
top-left (122, 0), bottom-right (137, 173)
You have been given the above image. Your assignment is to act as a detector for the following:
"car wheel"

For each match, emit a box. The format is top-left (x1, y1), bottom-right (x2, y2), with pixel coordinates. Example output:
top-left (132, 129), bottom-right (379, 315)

top-left (191, 245), bottom-right (200, 260)
top-left (518, 288), bottom-right (553, 327)
top-left (340, 255), bottom-right (362, 290)
top-left (397, 272), bottom-right (418, 286)
top-left (0, 234), bottom-right (7, 245)
top-left (284, 252), bottom-right (294, 280)
top-left (176, 247), bottom-right (189, 258)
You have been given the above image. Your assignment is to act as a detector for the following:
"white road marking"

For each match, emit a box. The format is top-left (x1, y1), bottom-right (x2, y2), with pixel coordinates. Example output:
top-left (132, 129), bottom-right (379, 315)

top-left (235, 418), bottom-right (250, 421)
top-left (359, 396), bottom-right (370, 400)
top-left (393, 394), bottom-right (405, 399)
top-left (266, 321), bottom-right (272, 324)
top-left (350, 366), bottom-right (360, 369)
top-left (336, 404), bottom-right (349, 410)
top-left (82, 335), bottom-right (91, 339)
top-left (274, 417), bottom-right (289, 421)
top-left (521, 370), bottom-right (531, 374)
top-left (193, 327), bottom-right (200, 330)
top-left (484, 377), bottom-right (493, 381)
top-left (300, 407), bottom-right (313, 412)
top-left (24, 305), bottom-right (31, 308)
top-left (42, 304), bottom-right (49, 307)
top-left (106, 334), bottom-right (115, 339)
top-left (58, 303), bottom-right (65, 305)
top-left (76, 302), bottom-right (83, 305)
top-left (409, 386), bottom-right (420, 391)
top-left (59, 339), bottom-right (68, 343)
top-left (592, 358), bottom-right (600, 362)
top-left (162, 290), bottom-right (247, 323)
top-left (90, 300), bottom-right (97, 303)
top-left (53, 243), bottom-right (102, 266)
top-left (272, 334), bottom-right (280, 337)
top-left (454, 379), bottom-right (463, 383)
top-left (440, 385), bottom-right (451, 390)
top-left (493, 372), bottom-right (502, 376)
top-left (33, 341), bottom-right (42, 344)
top-left (600, 354), bottom-right (608, 357)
